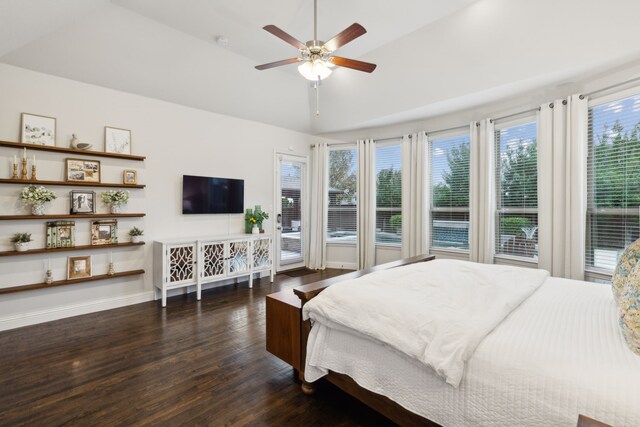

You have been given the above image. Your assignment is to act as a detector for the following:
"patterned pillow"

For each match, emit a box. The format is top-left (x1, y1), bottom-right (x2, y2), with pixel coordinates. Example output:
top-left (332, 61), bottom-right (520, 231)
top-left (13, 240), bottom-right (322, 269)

top-left (619, 262), bottom-right (640, 356)
top-left (612, 239), bottom-right (640, 305)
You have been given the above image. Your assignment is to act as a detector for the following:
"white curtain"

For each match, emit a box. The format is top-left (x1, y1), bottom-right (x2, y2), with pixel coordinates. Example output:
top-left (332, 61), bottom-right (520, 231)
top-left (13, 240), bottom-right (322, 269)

top-left (357, 139), bottom-right (376, 269)
top-left (401, 132), bottom-right (427, 258)
top-left (537, 95), bottom-right (588, 279)
top-left (470, 119), bottom-right (496, 264)
top-left (307, 142), bottom-right (328, 270)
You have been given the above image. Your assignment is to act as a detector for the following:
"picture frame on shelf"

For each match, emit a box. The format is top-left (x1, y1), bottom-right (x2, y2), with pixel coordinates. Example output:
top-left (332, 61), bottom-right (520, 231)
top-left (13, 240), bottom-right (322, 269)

top-left (122, 169), bottom-right (137, 185)
top-left (65, 158), bottom-right (101, 183)
top-left (68, 255), bottom-right (92, 279)
top-left (20, 113), bottom-right (56, 146)
top-left (104, 126), bottom-right (131, 155)
top-left (46, 221), bottom-right (76, 248)
top-left (70, 190), bottom-right (96, 214)
top-left (91, 220), bottom-right (118, 245)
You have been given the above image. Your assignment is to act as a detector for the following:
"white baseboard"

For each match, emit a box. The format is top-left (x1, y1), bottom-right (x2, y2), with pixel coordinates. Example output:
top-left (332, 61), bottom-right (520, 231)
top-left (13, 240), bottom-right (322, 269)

top-left (326, 261), bottom-right (357, 270)
top-left (0, 291), bottom-right (154, 332)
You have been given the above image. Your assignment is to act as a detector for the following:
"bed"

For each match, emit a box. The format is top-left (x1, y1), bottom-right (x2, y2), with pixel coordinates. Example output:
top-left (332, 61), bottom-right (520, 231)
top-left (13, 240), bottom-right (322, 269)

top-left (293, 257), bottom-right (640, 427)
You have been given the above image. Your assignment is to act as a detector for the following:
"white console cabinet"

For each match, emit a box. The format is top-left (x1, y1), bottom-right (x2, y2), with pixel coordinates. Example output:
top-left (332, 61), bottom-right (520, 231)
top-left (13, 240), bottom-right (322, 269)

top-left (154, 234), bottom-right (274, 307)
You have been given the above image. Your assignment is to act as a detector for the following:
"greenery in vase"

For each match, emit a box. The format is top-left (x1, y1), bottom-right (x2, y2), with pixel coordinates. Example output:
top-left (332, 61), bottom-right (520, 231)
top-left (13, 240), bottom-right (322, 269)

top-left (245, 206), bottom-right (269, 226)
top-left (11, 232), bottom-right (32, 243)
top-left (128, 227), bottom-right (144, 236)
top-left (101, 190), bottom-right (130, 206)
top-left (21, 185), bottom-right (56, 206)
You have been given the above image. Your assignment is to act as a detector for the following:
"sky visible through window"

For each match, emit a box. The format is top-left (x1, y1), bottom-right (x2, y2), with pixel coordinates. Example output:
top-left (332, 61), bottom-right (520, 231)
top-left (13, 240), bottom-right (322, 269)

top-left (591, 95), bottom-right (640, 142)
top-left (431, 134), bottom-right (470, 185)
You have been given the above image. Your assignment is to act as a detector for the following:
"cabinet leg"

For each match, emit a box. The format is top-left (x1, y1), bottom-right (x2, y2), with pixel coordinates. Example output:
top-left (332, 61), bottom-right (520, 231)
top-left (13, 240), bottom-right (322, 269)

top-left (197, 285), bottom-right (201, 300)
top-left (270, 268), bottom-right (274, 283)
top-left (249, 273), bottom-right (253, 288)
top-left (162, 288), bottom-right (167, 307)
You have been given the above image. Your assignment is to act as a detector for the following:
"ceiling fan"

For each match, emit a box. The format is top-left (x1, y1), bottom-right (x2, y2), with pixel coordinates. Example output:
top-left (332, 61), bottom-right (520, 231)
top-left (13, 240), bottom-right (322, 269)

top-left (254, 0), bottom-right (377, 82)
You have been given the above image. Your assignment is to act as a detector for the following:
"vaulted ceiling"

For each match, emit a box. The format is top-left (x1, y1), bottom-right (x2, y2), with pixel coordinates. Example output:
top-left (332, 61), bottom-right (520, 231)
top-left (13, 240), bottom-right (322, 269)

top-left (2, 0), bottom-right (640, 135)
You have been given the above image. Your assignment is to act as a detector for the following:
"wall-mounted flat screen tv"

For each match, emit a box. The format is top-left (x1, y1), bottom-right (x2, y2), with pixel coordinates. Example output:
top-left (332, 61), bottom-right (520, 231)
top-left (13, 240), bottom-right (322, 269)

top-left (182, 175), bottom-right (244, 214)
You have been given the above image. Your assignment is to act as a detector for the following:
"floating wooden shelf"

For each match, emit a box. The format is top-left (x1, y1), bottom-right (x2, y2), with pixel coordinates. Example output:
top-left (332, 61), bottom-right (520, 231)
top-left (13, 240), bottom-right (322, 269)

top-left (0, 178), bottom-right (145, 189)
top-left (0, 241), bottom-right (145, 257)
top-left (0, 140), bottom-right (145, 161)
top-left (0, 269), bottom-right (145, 295)
top-left (0, 213), bottom-right (146, 220)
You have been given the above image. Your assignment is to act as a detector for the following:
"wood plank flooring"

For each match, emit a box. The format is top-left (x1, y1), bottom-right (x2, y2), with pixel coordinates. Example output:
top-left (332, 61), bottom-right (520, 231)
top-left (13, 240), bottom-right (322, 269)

top-left (0, 269), bottom-right (395, 426)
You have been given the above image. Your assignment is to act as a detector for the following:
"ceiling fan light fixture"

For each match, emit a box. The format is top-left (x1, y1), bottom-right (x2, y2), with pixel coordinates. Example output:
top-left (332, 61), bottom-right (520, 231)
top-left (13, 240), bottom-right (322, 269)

top-left (298, 59), bottom-right (332, 81)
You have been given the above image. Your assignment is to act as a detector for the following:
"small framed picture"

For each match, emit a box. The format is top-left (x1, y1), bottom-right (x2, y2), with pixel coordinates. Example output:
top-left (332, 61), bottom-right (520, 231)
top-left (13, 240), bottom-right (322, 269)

top-left (21, 113), bottom-right (56, 146)
top-left (123, 170), bottom-right (137, 185)
top-left (66, 158), bottom-right (101, 183)
top-left (68, 255), bottom-right (92, 279)
top-left (105, 126), bottom-right (131, 155)
top-left (91, 220), bottom-right (118, 245)
top-left (70, 190), bottom-right (96, 214)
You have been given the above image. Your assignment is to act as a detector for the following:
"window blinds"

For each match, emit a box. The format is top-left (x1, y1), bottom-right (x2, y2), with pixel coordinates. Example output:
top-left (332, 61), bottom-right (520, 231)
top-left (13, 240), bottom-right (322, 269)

top-left (586, 94), bottom-right (640, 271)
top-left (494, 121), bottom-right (538, 259)
top-left (375, 143), bottom-right (402, 244)
top-left (327, 148), bottom-right (357, 243)
top-left (429, 134), bottom-right (470, 250)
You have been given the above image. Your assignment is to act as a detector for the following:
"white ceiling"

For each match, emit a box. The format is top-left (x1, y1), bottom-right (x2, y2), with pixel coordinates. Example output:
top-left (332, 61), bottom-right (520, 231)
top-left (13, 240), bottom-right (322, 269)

top-left (2, 0), bottom-right (640, 135)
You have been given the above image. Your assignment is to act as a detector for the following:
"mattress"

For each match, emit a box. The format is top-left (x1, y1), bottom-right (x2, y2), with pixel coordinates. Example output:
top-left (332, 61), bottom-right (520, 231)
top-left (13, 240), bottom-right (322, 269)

top-left (305, 277), bottom-right (640, 426)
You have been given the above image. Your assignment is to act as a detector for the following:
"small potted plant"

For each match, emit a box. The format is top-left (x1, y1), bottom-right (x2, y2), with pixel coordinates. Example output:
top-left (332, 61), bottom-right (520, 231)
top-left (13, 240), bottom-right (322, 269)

top-left (245, 205), bottom-right (270, 233)
top-left (128, 227), bottom-right (144, 243)
top-left (11, 232), bottom-right (32, 252)
top-left (21, 185), bottom-right (57, 215)
top-left (101, 190), bottom-right (130, 214)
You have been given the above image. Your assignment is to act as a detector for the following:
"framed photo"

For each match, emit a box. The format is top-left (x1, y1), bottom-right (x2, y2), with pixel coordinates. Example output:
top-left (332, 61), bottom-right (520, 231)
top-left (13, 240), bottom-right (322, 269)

top-left (91, 220), bottom-right (118, 245)
top-left (105, 126), bottom-right (131, 155)
top-left (68, 255), bottom-right (92, 279)
top-left (46, 221), bottom-right (76, 248)
top-left (123, 169), bottom-right (137, 185)
top-left (20, 113), bottom-right (56, 146)
top-left (65, 158), bottom-right (101, 183)
top-left (70, 190), bottom-right (96, 214)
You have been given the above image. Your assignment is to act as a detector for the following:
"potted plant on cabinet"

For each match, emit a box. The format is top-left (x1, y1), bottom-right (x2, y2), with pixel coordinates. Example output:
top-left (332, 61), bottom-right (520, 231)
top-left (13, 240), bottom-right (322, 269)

top-left (245, 205), bottom-right (270, 234)
top-left (21, 185), bottom-right (57, 215)
top-left (128, 227), bottom-right (144, 243)
top-left (101, 190), bottom-right (130, 214)
top-left (11, 232), bottom-right (32, 252)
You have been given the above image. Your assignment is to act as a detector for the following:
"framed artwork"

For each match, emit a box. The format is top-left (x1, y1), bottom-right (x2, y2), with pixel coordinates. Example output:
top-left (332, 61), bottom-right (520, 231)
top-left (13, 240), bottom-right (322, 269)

top-left (104, 126), bottom-right (131, 155)
top-left (65, 158), bottom-right (101, 183)
top-left (91, 220), bottom-right (118, 245)
top-left (68, 256), bottom-right (92, 279)
top-left (70, 190), bottom-right (96, 214)
top-left (46, 221), bottom-right (76, 248)
top-left (20, 113), bottom-right (56, 146)
top-left (123, 169), bottom-right (137, 185)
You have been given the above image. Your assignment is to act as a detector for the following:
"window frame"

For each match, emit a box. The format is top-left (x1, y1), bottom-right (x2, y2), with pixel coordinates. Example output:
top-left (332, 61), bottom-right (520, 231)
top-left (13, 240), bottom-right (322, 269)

top-left (326, 144), bottom-right (358, 246)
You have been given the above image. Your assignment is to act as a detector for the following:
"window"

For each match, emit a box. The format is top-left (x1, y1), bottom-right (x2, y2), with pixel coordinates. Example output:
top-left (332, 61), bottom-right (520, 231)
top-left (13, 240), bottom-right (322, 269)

top-left (586, 93), bottom-right (640, 272)
top-left (494, 120), bottom-right (538, 259)
top-left (376, 143), bottom-right (402, 244)
top-left (429, 133), bottom-right (470, 250)
top-left (327, 147), bottom-right (357, 243)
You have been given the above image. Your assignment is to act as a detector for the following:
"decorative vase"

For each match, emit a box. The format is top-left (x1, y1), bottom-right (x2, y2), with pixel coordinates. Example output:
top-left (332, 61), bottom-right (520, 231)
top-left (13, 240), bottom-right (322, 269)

top-left (15, 242), bottom-right (30, 252)
top-left (31, 204), bottom-right (46, 216)
top-left (252, 224), bottom-right (259, 234)
top-left (131, 235), bottom-right (142, 243)
top-left (110, 204), bottom-right (121, 214)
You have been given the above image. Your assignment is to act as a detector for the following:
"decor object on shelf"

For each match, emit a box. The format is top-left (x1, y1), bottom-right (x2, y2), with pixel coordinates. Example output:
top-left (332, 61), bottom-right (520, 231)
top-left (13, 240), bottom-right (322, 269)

top-left (70, 190), bottom-right (96, 214)
top-left (65, 158), bottom-right (101, 183)
top-left (68, 255), bottom-right (92, 279)
top-left (21, 152), bottom-right (28, 180)
top-left (20, 113), bottom-right (56, 146)
top-left (252, 224), bottom-right (259, 234)
top-left (128, 227), bottom-right (144, 243)
top-left (107, 252), bottom-right (115, 276)
top-left (45, 269), bottom-right (53, 284)
top-left (46, 221), bottom-right (76, 248)
top-left (245, 205), bottom-right (270, 233)
top-left (69, 134), bottom-right (92, 150)
top-left (11, 155), bottom-right (18, 179)
top-left (123, 169), bottom-right (137, 185)
top-left (104, 126), bottom-right (131, 155)
top-left (11, 232), bottom-right (32, 252)
top-left (91, 220), bottom-right (118, 245)
top-left (21, 185), bottom-right (57, 215)
top-left (101, 190), bottom-right (129, 213)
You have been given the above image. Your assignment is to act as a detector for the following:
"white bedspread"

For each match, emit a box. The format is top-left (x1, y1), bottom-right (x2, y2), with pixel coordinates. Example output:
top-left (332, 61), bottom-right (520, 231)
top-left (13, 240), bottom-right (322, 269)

top-left (303, 260), bottom-right (548, 386)
top-left (305, 277), bottom-right (640, 427)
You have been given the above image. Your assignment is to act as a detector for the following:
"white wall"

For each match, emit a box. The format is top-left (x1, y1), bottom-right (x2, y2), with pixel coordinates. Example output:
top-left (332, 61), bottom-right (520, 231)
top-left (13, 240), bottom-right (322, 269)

top-left (0, 64), bottom-right (313, 330)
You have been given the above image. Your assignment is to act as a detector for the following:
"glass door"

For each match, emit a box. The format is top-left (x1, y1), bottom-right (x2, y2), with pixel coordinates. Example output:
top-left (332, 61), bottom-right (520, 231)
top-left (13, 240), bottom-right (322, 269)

top-left (276, 155), bottom-right (307, 271)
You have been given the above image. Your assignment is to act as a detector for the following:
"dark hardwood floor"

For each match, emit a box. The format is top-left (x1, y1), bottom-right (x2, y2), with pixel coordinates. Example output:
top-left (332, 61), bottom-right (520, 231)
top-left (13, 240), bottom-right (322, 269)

top-left (0, 269), bottom-right (395, 426)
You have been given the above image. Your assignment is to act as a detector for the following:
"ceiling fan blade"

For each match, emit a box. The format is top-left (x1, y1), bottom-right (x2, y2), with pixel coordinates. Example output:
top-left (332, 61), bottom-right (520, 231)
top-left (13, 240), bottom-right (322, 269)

top-left (255, 58), bottom-right (301, 70)
top-left (262, 25), bottom-right (307, 50)
top-left (323, 23), bottom-right (367, 52)
top-left (329, 56), bottom-right (377, 73)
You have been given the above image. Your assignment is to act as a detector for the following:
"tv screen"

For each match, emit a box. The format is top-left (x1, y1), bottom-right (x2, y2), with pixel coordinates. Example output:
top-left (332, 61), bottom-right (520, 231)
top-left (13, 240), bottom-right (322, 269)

top-left (182, 175), bottom-right (244, 214)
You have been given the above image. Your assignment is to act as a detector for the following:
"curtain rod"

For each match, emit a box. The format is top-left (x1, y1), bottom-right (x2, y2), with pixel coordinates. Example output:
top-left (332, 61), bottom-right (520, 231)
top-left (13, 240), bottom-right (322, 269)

top-left (580, 75), bottom-right (640, 99)
top-left (490, 107), bottom-right (540, 123)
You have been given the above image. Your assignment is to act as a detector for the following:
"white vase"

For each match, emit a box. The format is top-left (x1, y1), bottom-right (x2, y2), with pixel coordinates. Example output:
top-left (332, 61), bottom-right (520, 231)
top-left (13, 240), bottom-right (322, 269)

top-left (15, 242), bottom-right (30, 252)
top-left (131, 235), bottom-right (142, 243)
top-left (252, 224), bottom-right (259, 234)
top-left (110, 204), bottom-right (121, 214)
top-left (31, 204), bottom-right (46, 216)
